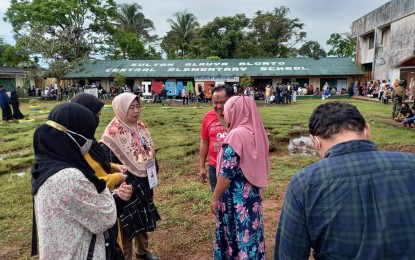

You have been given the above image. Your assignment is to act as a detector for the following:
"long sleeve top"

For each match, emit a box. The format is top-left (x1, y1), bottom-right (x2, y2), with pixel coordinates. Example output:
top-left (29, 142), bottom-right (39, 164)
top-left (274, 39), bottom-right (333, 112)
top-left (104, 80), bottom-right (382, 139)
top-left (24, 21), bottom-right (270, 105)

top-left (34, 168), bottom-right (117, 260)
top-left (275, 140), bottom-right (415, 259)
top-left (85, 152), bottom-right (120, 191)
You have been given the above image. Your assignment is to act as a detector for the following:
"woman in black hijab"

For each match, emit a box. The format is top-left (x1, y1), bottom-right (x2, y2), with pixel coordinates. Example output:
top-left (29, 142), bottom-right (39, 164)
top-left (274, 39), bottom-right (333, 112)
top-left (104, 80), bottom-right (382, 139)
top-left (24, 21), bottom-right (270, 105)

top-left (70, 93), bottom-right (128, 190)
top-left (10, 91), bottom-right (25, 119)
top-left (71, 93), bottom-right (131, 259)
top-left (31, 103), bottom-right (116, 259)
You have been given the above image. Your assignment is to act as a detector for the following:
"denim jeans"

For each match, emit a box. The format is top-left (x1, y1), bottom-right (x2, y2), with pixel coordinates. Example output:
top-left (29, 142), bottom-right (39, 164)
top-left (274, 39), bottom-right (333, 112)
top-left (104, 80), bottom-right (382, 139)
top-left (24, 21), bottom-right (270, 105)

top-left (208, 165), bottom-right (217, 193)
top-left (403, 115), bottom-right (415, 124)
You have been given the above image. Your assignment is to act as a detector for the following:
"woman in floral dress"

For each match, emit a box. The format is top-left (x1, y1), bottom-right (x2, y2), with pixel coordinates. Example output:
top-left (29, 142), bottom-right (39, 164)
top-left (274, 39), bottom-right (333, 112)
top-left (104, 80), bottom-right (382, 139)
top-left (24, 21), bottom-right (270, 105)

top-left (211, 96), bottom-right (270, 259)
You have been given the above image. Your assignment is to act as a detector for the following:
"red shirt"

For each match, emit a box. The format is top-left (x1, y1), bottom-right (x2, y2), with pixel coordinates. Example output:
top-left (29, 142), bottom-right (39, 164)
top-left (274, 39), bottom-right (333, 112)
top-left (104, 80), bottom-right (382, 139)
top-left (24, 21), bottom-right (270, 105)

top-left (200, 109), bottom-right (228, 166)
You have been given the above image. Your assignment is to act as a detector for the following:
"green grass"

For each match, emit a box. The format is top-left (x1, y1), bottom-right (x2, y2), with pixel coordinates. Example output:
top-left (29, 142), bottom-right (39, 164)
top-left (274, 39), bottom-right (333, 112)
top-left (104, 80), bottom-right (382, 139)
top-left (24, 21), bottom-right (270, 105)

top-left (1, 98), bottom-right (415, 259)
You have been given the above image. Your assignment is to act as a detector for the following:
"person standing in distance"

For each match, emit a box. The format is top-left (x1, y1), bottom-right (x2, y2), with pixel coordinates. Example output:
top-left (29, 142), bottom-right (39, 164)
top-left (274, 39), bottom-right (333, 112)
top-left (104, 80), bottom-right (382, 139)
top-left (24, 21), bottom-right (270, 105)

top-left (275, 101), bottom-right (415, 259)
top-left (0, 85), bottom-right (12, 121)
top-left (199, 85), bottom-right (233, 192)
top-left (160, 84), bottom-right (169, 107)
top-left (391, 80), bottom-right (406, 119)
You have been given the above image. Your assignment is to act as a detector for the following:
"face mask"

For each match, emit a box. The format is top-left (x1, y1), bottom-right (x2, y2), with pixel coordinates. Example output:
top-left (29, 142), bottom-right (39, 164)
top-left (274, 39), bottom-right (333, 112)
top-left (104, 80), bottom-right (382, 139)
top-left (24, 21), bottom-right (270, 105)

top-left (66, 130), bottom-right (93, 155)
top-left (46, 120), bottom-right (93, 155)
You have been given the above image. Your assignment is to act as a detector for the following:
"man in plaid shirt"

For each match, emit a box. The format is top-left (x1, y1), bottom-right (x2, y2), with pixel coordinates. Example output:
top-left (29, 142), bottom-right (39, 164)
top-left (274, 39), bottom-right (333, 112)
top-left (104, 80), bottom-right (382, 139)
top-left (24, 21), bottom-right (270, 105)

top-left (275, 101), bottom-right (415, 259)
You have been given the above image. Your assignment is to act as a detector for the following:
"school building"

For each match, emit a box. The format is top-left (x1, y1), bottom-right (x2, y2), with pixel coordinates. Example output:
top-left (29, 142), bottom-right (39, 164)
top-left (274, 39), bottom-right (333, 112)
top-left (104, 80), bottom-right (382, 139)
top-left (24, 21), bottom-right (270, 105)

top-left (0, 66), bottom-right (36, 91)
top-left (352, 0), bottom-right (415, 84)
top-left (64, 57), bottom-right (363, 96)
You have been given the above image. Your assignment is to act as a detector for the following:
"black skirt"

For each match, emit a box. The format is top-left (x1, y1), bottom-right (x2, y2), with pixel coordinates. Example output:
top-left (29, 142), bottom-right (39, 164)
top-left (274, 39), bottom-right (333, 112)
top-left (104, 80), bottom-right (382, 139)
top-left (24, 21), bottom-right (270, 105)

top-left (119, 173), bottom-right (161, 240)
top-left (100, 143), bottom-right (161, 240)
top-left (12, 104), bottom-right (24, 119)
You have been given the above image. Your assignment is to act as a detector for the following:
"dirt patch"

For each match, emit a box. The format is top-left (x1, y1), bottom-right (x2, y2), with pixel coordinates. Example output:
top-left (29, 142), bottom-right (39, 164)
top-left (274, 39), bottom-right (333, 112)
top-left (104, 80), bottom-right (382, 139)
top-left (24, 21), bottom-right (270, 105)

top-left (0, 242), bottom-right (22, 260)
top-left (0, 148), bottom-right (32, 160)
top-left (148, 193), bottom-right (290, 260)
top-left (378, 144), bottom-right (415, 154)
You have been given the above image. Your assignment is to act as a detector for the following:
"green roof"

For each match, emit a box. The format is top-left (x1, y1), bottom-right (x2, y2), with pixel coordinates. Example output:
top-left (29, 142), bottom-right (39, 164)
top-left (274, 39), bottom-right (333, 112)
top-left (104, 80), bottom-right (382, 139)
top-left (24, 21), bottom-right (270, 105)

top-left (64, 57), bottom-right (363, 78)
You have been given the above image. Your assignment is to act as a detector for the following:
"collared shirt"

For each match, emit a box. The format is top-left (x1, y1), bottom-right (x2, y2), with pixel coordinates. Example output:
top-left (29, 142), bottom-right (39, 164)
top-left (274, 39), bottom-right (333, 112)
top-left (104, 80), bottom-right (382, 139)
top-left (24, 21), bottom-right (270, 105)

top-left (275, 140), bottom-right (415, 260)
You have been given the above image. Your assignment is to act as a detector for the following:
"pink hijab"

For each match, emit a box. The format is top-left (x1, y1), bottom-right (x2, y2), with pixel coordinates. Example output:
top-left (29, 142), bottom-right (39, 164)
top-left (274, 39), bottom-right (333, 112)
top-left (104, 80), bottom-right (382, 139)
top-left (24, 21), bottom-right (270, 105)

top-left (216, 96), bottom-right (269, 187)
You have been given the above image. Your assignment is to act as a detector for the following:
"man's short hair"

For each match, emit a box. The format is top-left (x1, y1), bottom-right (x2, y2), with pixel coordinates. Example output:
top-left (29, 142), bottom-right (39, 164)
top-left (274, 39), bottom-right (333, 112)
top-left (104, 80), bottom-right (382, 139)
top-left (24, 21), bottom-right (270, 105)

top-left (211, 85), bottom-right (234, 97)
top-left (309, 101), bottom-right (366, 139)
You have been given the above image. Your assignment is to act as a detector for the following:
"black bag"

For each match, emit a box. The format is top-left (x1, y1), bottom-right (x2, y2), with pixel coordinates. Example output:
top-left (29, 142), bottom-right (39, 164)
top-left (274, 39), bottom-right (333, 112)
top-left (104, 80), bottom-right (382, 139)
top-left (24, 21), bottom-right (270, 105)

top-left (87, 224), bottom-right (124, 260)
top-left (104, 224), bottom-right (124, 260)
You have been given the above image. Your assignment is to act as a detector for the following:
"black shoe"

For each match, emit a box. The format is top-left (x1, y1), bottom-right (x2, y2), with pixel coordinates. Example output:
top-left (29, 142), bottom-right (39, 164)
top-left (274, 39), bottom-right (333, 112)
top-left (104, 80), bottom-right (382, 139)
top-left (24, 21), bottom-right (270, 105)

top-left (136, 252), bottom-right (159, 260)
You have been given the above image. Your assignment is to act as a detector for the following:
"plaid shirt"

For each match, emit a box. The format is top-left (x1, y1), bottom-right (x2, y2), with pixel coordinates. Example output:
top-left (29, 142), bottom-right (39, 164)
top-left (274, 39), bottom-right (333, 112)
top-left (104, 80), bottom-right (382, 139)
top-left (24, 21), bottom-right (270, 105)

top-left (275, 140), bottom-right (415, 259)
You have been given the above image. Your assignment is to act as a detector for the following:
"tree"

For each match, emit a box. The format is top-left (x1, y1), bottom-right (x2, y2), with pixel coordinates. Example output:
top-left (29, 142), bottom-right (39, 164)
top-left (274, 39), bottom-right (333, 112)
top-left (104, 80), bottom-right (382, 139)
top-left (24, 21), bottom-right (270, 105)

top-left (113, 72), bottom-right (126, 90)
top-left (297, 41), bottom-right (327, 58)
top-left (107, 29), bottom-right (146, 60)
top-left (326, 32), bottom-right (356, 58)
top-left (187, 14), bottom-right (252, 59)
top-left (161, 10), bottom-right (199, 59)
top-left (240, 73), bottom-right (253, 88)
top-left (250, 7), bottom-right (307, 57)
top-left (116, 3), bottom-right (155, 41)
top-left (0, 37), bottom-right (31, 66)
top-left (4, 0), bottom-right (118, 82)
top-left (104, 3), bottom-right (160, 60)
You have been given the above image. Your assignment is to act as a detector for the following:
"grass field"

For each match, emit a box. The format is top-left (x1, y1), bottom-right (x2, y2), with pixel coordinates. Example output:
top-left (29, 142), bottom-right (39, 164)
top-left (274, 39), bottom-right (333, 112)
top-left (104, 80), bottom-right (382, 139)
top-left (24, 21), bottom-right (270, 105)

top-left (0, 97), bottom-right (414, 259)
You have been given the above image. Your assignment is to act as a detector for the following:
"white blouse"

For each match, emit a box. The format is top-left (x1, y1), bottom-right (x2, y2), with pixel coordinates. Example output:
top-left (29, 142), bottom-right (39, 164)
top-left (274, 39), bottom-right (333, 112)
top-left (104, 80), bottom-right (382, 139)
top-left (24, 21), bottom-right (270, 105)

top-left (35, 168), bottom-right (116, 260)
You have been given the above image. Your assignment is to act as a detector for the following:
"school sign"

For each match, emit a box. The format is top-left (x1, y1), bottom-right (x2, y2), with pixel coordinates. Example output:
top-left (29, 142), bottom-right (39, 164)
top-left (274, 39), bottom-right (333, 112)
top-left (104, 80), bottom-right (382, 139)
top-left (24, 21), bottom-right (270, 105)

top-left (64, 58), bottom-right (363, 96)
top-left (65, 58), bottom-right (363, 78)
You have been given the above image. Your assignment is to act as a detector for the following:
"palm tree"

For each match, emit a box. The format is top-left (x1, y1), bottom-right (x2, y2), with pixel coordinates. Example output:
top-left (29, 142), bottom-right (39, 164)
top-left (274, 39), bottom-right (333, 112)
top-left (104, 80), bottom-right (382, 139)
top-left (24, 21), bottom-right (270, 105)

top-left (116, 3), bottom-right (155, 41)
top-left (166, 10), bottom-right (199, 57)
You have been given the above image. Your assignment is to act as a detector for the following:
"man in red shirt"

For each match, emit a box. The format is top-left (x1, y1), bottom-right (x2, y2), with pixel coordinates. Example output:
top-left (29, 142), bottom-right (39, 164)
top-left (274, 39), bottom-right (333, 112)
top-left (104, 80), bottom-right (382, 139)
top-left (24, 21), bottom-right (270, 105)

top-left (199, 85), bottom-right (233, 191)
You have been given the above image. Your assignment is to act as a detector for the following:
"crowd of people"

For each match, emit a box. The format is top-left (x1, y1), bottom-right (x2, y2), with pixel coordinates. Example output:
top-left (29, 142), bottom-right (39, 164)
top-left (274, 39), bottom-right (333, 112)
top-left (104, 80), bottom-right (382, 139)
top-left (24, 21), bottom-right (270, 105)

top-left (353, 78), bottom-right (415, 102)
top-left (2, 79), bottom-right (412, 259)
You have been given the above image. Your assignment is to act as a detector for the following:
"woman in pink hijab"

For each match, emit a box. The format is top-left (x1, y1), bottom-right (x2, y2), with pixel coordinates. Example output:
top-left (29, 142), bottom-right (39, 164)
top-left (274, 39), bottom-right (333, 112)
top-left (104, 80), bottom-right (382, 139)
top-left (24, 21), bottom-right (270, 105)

top-left (211, 95), bottom-right (270, 259)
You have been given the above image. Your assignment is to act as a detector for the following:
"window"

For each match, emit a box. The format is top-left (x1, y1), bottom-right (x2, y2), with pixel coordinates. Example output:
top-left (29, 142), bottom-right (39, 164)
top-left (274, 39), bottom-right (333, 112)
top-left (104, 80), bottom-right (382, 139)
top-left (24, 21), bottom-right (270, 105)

top-left (368, 34), bottom-right (375, 49)
top-left (380, 26), bottom-right (390, 46)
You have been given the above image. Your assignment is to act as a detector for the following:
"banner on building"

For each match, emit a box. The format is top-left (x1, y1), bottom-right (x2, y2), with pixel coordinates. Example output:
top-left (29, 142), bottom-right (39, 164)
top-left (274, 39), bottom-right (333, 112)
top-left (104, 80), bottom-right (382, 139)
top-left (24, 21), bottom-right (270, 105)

top-left (194, 76), bottom-right (239, 82)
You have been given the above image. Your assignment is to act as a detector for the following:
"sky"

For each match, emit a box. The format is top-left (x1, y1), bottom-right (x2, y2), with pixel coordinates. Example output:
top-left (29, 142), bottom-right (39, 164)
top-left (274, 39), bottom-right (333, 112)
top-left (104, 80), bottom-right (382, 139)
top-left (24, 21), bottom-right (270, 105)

top-left (0, 0), bottom-right (390, 54)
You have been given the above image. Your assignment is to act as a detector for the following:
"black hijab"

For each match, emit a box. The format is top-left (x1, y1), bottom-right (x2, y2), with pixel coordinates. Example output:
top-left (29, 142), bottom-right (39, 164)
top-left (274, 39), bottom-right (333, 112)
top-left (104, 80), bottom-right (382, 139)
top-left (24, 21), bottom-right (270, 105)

top-left (70, 93), bottom-right (112, 173)
top-left (31, 102), bottom-right (106, 195)
top-left (71, 93), bottom-right (104, 126)
top-left (10, 91), bottom-right (19, 106)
